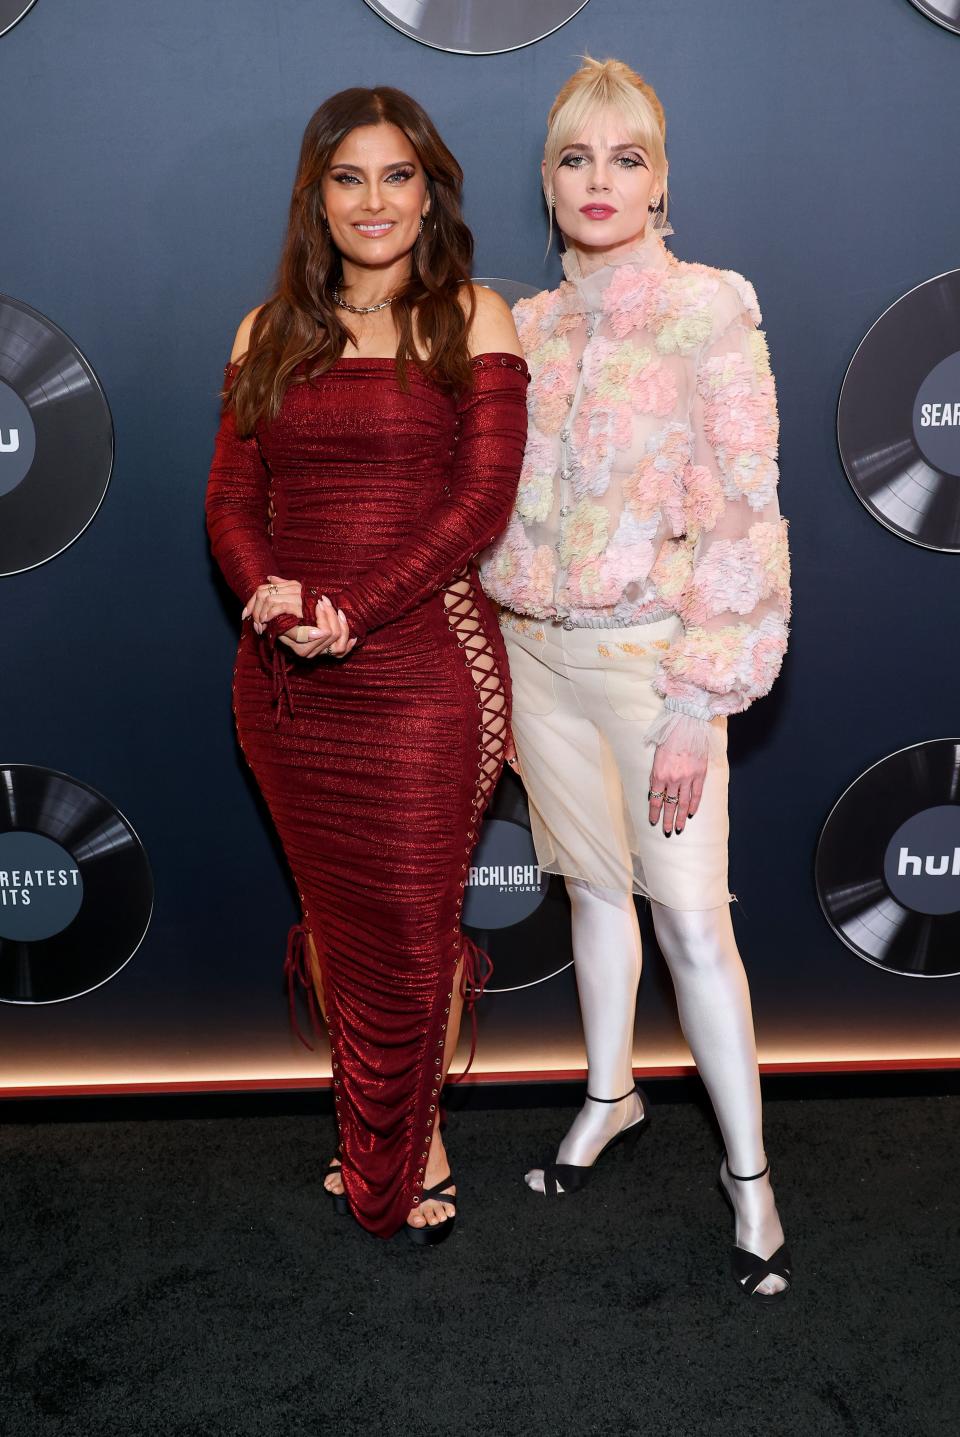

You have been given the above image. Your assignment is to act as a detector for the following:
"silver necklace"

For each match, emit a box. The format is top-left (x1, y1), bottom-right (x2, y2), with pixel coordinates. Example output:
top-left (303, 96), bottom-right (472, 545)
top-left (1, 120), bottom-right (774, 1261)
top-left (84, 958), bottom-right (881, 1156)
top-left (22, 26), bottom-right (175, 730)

top-left (332, 286), bottom-right (397, 315)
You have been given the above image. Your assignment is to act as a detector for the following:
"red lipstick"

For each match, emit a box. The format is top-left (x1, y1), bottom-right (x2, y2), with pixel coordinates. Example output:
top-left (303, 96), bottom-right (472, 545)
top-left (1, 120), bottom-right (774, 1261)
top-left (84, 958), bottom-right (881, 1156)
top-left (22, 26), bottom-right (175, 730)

top-left (579, 204), bottom-right (617, 220)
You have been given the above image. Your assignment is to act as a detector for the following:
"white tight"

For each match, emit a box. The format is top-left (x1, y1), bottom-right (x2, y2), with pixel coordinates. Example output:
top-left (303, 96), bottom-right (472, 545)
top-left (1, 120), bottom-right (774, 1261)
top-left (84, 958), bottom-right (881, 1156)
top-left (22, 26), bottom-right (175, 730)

top-left (649, 898), bottom-right (765, 1175)
top-left (556, 879), bottom-right (765, 1176)
top-left (533, 879), bottom-right (786, 1292)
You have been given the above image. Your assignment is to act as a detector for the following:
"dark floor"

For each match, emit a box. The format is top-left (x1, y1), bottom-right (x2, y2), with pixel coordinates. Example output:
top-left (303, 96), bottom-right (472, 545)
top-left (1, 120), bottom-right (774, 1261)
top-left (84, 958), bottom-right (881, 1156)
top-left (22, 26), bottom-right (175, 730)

top-left (1, 1090), bottom-right (958, 1437)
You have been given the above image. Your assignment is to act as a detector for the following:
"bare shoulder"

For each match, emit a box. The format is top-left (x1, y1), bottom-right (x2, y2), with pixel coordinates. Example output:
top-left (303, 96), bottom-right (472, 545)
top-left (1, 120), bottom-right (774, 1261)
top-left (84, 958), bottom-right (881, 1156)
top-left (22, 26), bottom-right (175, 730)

top-left (229, 305), bottom-right (265, 363)
top-left (459, 282), bottom-right (523, 359)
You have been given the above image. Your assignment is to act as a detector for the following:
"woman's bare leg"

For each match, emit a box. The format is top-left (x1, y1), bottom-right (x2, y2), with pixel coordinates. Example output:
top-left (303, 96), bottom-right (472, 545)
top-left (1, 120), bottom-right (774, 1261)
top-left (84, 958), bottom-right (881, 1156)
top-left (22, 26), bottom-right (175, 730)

top-left (301, 932), bottom-right (350, 1201)
top-left (406, 956), bottom-right (465, 1228)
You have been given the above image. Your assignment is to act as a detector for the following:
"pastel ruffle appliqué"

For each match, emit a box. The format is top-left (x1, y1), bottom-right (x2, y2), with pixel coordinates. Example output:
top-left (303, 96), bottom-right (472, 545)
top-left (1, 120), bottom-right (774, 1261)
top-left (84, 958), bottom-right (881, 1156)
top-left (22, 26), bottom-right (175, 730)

top-left (479, 230), bottom-right (790, 741)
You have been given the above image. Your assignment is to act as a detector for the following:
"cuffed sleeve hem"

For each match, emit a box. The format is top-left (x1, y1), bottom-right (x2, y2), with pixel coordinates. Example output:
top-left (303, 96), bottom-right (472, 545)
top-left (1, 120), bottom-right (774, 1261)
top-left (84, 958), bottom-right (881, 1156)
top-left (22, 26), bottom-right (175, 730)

top-left (663, 696), bottom-right (715, 722)
top-left (643, 708), bottom-right (724, 761)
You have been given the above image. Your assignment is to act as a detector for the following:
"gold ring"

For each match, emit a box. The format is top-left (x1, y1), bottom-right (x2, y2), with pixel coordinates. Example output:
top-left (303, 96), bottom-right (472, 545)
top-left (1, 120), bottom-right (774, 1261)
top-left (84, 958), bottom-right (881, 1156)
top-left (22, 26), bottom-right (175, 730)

top-left (648, 789), bottom-right (666, 801)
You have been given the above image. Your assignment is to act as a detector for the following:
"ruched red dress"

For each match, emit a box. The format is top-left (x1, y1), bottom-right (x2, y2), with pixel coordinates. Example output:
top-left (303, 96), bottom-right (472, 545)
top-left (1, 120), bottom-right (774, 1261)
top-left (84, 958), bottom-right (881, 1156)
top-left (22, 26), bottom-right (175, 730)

top-left (205, 352), bottom-right (529, 1237)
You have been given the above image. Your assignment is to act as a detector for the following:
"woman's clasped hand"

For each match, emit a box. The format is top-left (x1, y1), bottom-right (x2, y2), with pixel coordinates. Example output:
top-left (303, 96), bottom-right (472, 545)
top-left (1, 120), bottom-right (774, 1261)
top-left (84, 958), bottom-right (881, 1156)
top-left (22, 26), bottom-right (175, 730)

top-left (241, 575), bottom-right (357, 659)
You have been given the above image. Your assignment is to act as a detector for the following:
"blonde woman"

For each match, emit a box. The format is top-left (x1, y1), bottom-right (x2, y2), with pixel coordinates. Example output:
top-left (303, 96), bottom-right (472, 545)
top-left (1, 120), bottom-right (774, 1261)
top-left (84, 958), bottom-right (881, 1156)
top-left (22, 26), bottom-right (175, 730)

top-left (480, 58), bottom-right (792, 1299)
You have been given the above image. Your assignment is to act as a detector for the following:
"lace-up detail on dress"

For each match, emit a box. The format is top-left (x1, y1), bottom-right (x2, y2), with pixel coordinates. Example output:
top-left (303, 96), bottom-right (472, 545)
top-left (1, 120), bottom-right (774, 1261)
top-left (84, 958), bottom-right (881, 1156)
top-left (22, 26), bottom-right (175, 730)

top-left (438, 569), bottom-right (509, 1094)
top-left (444, 571), bottom-right (509, 811)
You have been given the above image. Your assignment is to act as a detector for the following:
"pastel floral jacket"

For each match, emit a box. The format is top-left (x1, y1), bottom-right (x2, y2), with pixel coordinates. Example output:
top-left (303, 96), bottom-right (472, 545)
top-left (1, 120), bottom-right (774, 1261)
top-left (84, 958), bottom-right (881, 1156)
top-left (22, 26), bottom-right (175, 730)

top-left (479, 226), bottom-right (791, 754)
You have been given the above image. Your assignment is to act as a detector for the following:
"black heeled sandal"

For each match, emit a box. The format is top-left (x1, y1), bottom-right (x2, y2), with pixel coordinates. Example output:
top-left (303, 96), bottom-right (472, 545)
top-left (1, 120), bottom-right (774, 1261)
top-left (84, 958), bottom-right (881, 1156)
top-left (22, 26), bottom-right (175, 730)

top-left (718, 1155), bottom-right (793, 1301)
top-left (325, 1148), bottom-right (350, 1217)
top-left (405, 1175), bottom-right (457, 1247)
top-left (536, 1085), bottom-right (652, 1197)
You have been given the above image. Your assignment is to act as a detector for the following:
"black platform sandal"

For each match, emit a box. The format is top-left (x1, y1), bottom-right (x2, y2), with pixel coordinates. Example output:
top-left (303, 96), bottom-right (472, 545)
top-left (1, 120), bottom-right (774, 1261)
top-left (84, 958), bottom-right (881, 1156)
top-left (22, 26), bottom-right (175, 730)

top-left (325, 1148), bottom-right (350, 1217)
top-left (718, 1155), bottom-right (793, 1301)
top-left (536, 1085), bottom-right (652, 1197)
top-left (405, 1176), bottom-right (457, 1247)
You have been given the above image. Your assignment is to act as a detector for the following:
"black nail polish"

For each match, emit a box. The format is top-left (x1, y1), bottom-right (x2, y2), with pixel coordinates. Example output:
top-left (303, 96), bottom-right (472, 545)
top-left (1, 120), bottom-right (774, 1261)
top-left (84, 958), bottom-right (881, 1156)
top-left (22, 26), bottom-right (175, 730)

top-left (664, 829), bottom-right (672, 838)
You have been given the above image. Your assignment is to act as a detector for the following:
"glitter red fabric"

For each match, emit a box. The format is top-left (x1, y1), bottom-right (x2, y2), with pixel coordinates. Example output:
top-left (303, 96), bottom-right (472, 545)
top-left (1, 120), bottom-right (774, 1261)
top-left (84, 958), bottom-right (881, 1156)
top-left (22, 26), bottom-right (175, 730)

top-left (206, 352), bottom-right (528, 1236)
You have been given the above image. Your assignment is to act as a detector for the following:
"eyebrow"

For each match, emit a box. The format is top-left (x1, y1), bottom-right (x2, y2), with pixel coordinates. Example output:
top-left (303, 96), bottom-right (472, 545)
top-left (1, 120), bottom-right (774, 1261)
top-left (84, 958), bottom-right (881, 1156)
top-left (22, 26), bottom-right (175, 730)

top-left (560, 142), bottom-right (648, 155)
top-left (328, 160), bottom-right (416, 172)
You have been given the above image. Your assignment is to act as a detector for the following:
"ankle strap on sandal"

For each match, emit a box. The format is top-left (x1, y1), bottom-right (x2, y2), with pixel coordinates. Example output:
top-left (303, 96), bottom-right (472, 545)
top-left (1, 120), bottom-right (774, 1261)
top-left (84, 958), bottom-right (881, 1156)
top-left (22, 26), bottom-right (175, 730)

top-left (586, 1085), bottom-right (637, 1104)
top-left (724, 1155), bottom-right (770, 1182)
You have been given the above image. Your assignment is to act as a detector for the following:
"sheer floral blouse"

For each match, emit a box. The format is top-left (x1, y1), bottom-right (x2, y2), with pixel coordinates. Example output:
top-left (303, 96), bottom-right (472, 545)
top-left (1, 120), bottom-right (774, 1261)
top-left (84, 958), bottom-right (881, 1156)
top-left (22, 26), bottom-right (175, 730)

top-left (479, 226), bottom-right (790, 755)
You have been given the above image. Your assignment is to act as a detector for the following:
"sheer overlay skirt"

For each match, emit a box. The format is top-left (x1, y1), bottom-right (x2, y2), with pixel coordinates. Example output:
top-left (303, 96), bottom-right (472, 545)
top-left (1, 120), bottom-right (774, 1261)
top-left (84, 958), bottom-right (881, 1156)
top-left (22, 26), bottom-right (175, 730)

top-left (500, 611), bottom-right (733, 911)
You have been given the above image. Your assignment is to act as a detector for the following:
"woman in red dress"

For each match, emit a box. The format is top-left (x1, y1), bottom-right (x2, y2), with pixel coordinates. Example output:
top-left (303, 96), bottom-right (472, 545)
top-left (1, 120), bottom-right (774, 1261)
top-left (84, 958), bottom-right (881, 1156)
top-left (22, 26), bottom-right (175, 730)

top-left (205, 87), bottom-right (527, 1243)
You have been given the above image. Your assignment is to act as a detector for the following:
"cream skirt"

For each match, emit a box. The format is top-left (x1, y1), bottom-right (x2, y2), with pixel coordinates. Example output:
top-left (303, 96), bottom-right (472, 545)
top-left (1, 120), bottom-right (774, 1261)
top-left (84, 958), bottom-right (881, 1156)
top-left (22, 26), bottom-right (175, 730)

top-left (500, 611), bottom-right (733, 911)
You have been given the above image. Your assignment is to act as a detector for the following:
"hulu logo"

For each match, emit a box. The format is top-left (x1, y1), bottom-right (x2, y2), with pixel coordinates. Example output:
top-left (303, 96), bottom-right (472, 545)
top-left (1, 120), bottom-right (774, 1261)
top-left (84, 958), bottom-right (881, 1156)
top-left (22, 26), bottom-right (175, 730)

top-left (896, 847), bottom-right (960, 878)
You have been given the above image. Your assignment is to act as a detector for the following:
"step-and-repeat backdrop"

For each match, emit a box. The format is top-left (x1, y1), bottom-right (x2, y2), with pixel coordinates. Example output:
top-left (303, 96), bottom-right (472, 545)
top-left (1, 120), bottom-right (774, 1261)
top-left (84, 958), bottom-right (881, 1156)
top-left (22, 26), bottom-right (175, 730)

top-left (2, 0), bottom-right (959, 1095)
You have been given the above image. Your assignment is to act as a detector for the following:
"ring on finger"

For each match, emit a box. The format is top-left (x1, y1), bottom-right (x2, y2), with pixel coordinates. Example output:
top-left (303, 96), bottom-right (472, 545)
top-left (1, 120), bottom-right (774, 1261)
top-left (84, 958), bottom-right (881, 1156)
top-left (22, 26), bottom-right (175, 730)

top-left (664, 794), bottom-right (680, 805)
top-left (648, 789), bottom-right (666, 801)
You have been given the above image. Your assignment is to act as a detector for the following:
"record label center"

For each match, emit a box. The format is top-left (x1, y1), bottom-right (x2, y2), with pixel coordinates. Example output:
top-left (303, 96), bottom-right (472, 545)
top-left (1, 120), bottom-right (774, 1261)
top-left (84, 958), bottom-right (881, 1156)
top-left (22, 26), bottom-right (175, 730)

top-left (914, 351), bottom-right (960, 476)
top-left (0, 378), bottom-right (36, 496)
top-left (462, 819), bottom-right (548, 929)
top-left (884, 805), bottom-right (960, 916)
top-left (0, 831), bottom-right (83, 941)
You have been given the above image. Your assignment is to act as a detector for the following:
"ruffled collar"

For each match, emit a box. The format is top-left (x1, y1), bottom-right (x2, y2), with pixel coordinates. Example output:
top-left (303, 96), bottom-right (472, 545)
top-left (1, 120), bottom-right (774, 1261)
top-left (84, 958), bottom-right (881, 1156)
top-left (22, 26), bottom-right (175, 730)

top-left (560, 222), bottom-right (674, 312)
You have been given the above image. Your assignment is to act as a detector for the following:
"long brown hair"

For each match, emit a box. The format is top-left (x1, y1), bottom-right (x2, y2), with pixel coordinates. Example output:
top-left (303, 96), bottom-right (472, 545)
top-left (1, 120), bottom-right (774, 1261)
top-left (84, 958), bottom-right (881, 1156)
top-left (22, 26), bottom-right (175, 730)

top-left (227, 87), bottom-right (476, 435)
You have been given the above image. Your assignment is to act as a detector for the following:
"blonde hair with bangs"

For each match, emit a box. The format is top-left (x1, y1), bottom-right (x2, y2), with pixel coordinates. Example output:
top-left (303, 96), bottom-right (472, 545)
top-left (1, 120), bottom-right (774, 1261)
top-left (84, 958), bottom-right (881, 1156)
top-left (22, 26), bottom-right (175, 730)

top-left (543, 57), bottom-right (668, 249)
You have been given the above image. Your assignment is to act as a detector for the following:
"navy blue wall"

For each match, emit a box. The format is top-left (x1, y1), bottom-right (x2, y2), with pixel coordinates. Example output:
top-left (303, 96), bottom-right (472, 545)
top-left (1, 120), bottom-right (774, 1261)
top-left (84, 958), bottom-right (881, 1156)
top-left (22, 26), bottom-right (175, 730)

top-left (2, 0), bottom-right (959, 1088)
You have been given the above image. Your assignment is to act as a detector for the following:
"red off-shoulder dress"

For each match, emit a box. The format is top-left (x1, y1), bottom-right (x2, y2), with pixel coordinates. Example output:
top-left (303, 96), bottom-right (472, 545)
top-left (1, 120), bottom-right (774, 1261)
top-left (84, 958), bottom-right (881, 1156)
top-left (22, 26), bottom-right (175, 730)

top-left (205, 352), bottom-right (529, 1237)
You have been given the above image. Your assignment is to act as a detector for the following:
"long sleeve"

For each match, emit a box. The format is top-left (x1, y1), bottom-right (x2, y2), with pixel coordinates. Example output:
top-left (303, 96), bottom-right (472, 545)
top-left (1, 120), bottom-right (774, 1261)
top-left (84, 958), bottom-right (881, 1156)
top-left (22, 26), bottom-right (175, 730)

top-left (205, 378), bottom-right (300, 638)
top-left (330, 355), bottom-right (529, 642)
top-left (646, 279), bottom-right (790, 756)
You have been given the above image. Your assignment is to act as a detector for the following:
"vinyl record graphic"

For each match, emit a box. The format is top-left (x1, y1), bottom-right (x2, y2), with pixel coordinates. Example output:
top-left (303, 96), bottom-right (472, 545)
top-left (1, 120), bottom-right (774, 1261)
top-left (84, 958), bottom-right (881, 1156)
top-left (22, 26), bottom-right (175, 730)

top-left (907, 1), bottom-right (960, 36)
top-left (837, 270), bottom-right (960, 551)
top-left (0, 295), bottom-right (113, 575)
top-left (363, 0), bottom-right (590, 54)
top-left (0, 766), bottom-right (153, 1003)
top-left (815, 739), bottom-right (960, 978)
top-left (0, 1), bottom-right (40, 39)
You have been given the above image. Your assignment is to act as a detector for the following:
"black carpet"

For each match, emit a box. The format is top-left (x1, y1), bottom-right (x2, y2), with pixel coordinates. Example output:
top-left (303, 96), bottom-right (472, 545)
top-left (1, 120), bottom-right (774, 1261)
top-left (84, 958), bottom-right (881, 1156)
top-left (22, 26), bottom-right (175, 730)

top-left (1, 1090), bottom-right (958, 1437)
